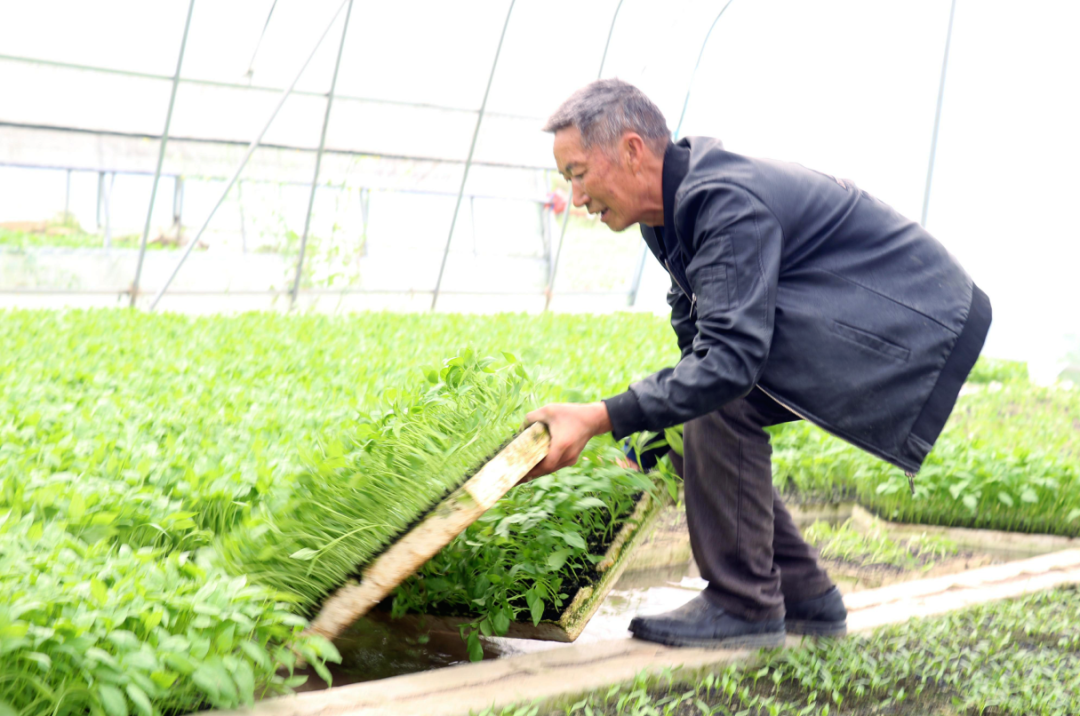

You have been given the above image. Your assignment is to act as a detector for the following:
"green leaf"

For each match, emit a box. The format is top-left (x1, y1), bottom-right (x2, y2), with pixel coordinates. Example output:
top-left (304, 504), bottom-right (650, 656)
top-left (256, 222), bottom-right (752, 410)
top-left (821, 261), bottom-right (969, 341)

top-left (125, 684), bottom-right (154, 716)
top-left (546, 549), bottom-right (572, 571)
top-left (560, 531), bottom-right (587, 549)
top-left (466, 631), bottom-right (484, 662)
top-left (289, 548), bottom-right (318, 561)
top-left (233, 660), bottom-right (256, 706)
top-left (493, 610), bottom-right (510, 636)
top-left (69, 492), bottom-right (87, 522)
top-left (91, 578), bottom-right (108, 606)
top-left (526, 590), bottom-right (544, 626)
top-left (997, 492), bottom-right (1014, 507)
top-left (962, 495), bottom-right (978, 511)
top-left (238, 641), bottom-right (271, 669)
top-left (98, 685), bottom-right (128, 716)
top-left (663, 426), bottom-right (684, 456)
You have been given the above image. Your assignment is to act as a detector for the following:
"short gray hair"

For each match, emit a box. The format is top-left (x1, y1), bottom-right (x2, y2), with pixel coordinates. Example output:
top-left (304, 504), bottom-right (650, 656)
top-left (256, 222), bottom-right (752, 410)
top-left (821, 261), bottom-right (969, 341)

top-left (543, 79), bottom-right (670, 156)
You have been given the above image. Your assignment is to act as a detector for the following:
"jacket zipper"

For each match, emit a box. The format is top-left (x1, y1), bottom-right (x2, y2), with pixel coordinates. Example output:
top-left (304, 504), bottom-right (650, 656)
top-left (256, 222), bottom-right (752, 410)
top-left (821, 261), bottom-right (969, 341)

top-left (665, 259), bottom-right (697, 315)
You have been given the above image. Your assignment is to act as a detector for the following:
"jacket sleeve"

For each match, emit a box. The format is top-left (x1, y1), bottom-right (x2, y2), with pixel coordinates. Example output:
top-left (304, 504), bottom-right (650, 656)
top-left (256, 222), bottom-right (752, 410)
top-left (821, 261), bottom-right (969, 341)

top-left (667, 274), bottom-right (695, 359)
top-left (604, 183), bottom-right (783, 440)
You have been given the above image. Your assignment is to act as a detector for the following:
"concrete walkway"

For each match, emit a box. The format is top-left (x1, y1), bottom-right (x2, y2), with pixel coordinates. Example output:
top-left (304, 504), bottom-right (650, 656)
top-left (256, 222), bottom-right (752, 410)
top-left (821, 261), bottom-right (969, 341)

top-left (207, 549), bottom-right (1080, 716)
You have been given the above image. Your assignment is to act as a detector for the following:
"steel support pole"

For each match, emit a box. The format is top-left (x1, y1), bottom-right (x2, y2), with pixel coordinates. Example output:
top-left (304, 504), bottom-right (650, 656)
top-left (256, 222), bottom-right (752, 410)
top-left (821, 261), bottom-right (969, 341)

top-left (130, 0), bottom-right (195, 305)
top-left (544, 0), bottom-right (625, 311)
top-left (149, 0), bottom-right (350, 311)
top-left (96, 171), bottom-right (103, 229)
top-left (237, 180), bottom-right (247, 253)
top-left (621, 0), bottom-right (737, 307)
top-left (597, 0), bottom-right (624, 79)
top-left (627, 244), bottom-right (649, 307)
top-left (543, 200), bottom-right (571, 311)
top-left (102, 173), bottom-right (113, 249)
top-left (921, 0), bottom-right (957, 228)
top-left (674, 0), bottom-right (736, 139)
top-left (430, 0), bottom-right (516, 311)
top-left (289, 0), bottom-right (355, 310)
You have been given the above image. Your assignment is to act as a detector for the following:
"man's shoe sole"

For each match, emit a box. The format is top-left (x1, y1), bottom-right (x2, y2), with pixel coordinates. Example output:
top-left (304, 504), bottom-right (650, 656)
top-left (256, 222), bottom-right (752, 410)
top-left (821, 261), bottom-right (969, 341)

top-left (630, 628), bottom-right (786, 649)
top-left (785, 619), bottom-right (847, 637)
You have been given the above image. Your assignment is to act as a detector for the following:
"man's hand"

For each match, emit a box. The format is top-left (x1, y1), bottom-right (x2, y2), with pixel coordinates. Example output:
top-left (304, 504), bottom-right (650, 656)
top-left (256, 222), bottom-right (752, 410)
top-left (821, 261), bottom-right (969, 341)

top-left (524, 402), bottom-right (613, 480)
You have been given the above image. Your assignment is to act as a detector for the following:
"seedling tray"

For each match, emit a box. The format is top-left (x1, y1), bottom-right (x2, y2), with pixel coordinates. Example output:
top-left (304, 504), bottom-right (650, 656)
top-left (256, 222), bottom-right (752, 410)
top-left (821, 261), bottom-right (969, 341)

top-left (393, 484), bottom-right (668, 642)
top-left (304, 422), bottom-right (550, 642)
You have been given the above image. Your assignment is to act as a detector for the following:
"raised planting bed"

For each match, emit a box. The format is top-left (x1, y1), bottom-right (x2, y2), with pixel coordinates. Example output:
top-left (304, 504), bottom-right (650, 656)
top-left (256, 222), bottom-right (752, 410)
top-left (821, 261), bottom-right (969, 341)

top-left (804, 514), bottom-right (1002, 591)
top-left (850, 503), bottom-right (1080, 558)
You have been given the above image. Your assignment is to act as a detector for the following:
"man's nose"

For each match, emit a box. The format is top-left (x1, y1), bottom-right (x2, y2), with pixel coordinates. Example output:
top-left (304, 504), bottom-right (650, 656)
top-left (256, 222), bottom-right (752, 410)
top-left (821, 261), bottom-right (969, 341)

top-left (571, 184), bottom-right (589, 207)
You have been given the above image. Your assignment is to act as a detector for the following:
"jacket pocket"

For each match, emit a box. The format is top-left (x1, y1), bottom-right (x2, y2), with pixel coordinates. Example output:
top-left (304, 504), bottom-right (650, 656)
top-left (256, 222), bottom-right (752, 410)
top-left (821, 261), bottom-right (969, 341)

top-left (831, 321), bottom-right (911, 362)
top-left (694, 265), bottom-right (732, 315)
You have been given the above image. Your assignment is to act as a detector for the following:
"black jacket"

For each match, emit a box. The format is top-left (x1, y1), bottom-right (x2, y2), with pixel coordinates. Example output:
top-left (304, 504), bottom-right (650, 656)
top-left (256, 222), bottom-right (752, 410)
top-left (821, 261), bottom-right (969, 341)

top-left (604, 138), bottom-right (991, 473)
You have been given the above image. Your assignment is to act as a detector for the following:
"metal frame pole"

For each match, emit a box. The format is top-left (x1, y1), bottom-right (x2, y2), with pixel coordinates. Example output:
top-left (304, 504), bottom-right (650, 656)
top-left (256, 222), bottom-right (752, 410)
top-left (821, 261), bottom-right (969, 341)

top-left (102, 172), bottom-right (113, 249)
top-left (149, 0), bottom-right (350, 311)
top-left (64, 168), bottom-right (71, 222)
top-left (627, 244), bottom-right (649, 307)
top-left (597, 0), bottom-right (624, 79)
top-left (237, 180), bottom-right (247, 253)
top-left (289, 0), bottom-right (356, 310)
top-left (96, 171), bottom-right (103, 229)
top-left (130, 0), bottom-right (195, 306)
top-left (543, 0), bottom-right (626, 311)
top-left (674, 0), bottom-right (736, 139)
top-left (430, 0), bottom-right (516, 311)
top-left (624, 0), bottom-right (736, 307)
top-left (921, 0), bottom-right (957, 228)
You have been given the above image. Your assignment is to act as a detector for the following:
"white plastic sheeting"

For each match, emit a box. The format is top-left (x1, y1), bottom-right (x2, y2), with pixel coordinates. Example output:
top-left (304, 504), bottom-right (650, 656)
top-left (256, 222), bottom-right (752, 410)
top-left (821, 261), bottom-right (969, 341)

top-left (0, 1), bottom-right (1077, 373)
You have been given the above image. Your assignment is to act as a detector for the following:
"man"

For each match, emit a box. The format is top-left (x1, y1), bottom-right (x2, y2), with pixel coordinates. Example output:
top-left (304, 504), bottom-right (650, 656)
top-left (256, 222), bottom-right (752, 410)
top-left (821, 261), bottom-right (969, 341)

top-left (525, 79), bottom-right (991, 649)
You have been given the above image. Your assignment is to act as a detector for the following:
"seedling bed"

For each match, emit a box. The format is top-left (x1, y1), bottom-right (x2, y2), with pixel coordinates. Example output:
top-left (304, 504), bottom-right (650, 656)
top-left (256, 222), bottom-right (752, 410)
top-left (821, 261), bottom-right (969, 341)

top-left (388, 486), bottom-right (668, 642)
top-left (306, 423), bottom-right (550, 642)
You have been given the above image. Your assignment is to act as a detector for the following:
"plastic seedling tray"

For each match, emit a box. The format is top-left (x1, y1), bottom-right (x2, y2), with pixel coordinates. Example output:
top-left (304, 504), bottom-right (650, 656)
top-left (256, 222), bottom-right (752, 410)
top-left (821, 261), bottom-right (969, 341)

top-left (392, 485), bottom-right (668, 642)
top-left (304, 422), bottom-right (550, 642)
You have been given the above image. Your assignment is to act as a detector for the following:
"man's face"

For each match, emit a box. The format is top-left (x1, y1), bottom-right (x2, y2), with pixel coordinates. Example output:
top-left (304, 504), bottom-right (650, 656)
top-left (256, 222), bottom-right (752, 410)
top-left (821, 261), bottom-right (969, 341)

top-left (553, 126), bottom-right (640, 232)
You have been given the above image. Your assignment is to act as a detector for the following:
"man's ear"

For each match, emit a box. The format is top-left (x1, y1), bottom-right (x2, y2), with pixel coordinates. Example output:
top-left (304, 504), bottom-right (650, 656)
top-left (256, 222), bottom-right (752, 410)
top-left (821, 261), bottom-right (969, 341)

top-left (623, 132), bottom-right (647, 173)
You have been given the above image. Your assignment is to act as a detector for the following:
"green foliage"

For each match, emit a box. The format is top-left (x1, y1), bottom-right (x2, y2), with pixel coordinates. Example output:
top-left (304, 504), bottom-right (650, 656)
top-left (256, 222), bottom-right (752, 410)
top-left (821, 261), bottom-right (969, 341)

top-left (485, 585), bottom-right (1080, 715)
top-left (803, 518), bottom-right (957, 569)
top-left (221, 350), bottom-right (534, 609)
top-left (966, 355), bottom-right (1030, 384)
top-left (392, 438), bottom-right (679, 650)
top-left (0, 513), bottom-right (334, 716)
top-left (772, 382), bottom-right (1080, 536)
top-left (0, 308), bottom-right (676, 710)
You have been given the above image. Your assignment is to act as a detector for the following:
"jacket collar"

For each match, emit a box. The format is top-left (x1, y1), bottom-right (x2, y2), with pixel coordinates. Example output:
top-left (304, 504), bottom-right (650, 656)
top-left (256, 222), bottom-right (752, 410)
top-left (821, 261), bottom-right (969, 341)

top-left (639, 139), bottom-right (692, 264)
top-left (661, 138), bottom-right (691, 241)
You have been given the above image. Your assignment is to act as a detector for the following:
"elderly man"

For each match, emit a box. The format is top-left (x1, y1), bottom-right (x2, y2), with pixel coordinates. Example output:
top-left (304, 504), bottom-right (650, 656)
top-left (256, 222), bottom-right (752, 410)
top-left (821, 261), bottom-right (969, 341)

top-left (525, 79), bottom-right (991, 649)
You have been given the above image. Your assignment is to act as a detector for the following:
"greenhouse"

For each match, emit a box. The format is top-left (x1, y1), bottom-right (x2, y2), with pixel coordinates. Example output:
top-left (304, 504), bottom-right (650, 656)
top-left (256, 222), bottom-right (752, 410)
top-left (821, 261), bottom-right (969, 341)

top-left (1, 1), bottom-right (1079, 715)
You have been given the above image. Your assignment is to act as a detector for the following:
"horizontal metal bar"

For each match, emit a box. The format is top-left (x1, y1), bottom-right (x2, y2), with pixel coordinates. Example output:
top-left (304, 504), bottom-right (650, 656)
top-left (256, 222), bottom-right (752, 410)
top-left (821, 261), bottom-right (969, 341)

top-left (0, 53), bottom-right (544, 123)
top-left (0, 287), bottom-right (635, 297)
top-left (0, 121), bottom-right (551, 172)
top-left (0, 161), bottom-right (549, 203)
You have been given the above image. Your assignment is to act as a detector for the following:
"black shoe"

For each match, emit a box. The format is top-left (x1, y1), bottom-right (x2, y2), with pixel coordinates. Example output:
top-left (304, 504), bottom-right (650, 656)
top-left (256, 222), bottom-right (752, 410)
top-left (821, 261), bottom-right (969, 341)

top-left (629, 594), bottom-right (786, 649)
top-left (785, 586), bottom-right (847, 637)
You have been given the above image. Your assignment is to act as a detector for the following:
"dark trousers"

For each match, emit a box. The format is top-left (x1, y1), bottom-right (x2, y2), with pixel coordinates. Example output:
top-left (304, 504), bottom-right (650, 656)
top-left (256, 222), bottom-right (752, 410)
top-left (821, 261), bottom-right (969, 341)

top-left (669, 387), bottom-right (835, 621)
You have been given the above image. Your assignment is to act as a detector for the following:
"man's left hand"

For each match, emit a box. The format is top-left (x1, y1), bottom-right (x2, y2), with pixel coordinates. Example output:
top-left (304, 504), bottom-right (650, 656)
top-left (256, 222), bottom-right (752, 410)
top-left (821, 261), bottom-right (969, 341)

top-left (524, 402), bottom-right (613, 480)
